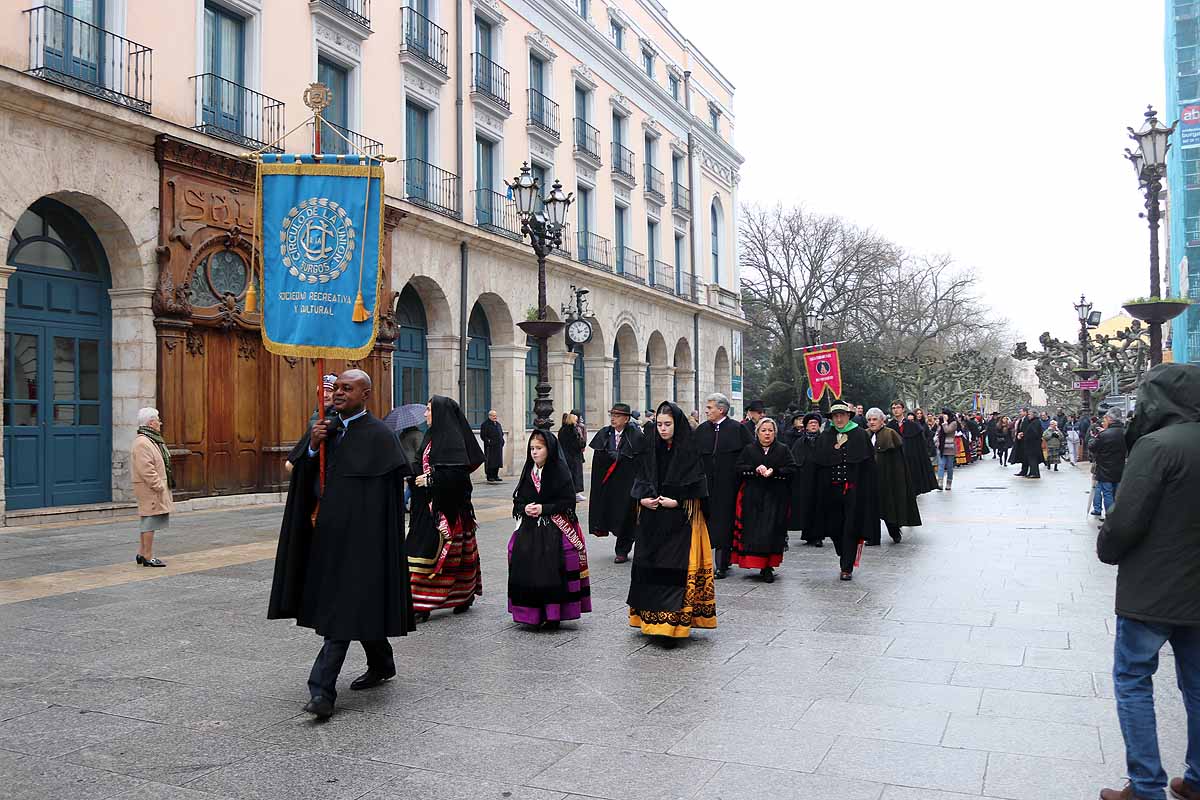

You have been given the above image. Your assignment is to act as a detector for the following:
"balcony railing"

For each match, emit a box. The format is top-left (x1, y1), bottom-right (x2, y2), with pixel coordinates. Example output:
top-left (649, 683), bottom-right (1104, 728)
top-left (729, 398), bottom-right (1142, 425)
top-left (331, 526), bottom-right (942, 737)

top-left (577, 230), bottom-right (612, 270)
top-left (318, 118), bottom-right (383, 156)
top-left (25, 6), bottom-right (152, 113)
top-left (644, 163), bottom-right (666, 201)
top-left (617, 247), bottom-right (645, 283)
top-left (553, 222), bottom-right (573, 258)
top-left (678, 271), bottom-right (697, 302)
top-left (400, 7), bottom-right (449, 74)
top-left (672, 182), bottom-right (691, 213)
top-left (574, 118), bottom-right (601, 162)
top-left (527, 89), bottom-right (560, 138)
top-left (473, 188), bottom-right (521, 239)
top-left (471, 52), bottom-right (510, 109)
top-left (403, 158), bottom-right (461, 219)
top-left (191, 73), bottom-right (284, 151)
top-left (650, 260), bottom-right (674, 294)
top-left (612, 142), bottom-right (636, 181)
top-left (314, 0), bottom-right (370, 29)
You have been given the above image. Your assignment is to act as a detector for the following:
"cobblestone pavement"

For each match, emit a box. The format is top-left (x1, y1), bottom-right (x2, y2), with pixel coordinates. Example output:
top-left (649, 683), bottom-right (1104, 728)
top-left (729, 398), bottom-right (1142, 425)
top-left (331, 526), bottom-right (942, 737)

top-left (0, 458), bottom-right (1189, 799)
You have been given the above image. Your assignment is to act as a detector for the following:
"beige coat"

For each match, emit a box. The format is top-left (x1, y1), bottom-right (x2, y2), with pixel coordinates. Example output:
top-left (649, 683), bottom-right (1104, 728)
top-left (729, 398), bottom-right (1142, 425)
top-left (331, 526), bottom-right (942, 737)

top-left (131, 434), bottom-right (173, 517)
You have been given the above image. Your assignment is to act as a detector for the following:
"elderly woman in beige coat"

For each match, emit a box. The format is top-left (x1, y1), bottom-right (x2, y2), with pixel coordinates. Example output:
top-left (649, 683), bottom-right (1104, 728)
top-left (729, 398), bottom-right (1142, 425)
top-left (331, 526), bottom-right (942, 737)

top-left (132, 407), bottom-right (173, 567)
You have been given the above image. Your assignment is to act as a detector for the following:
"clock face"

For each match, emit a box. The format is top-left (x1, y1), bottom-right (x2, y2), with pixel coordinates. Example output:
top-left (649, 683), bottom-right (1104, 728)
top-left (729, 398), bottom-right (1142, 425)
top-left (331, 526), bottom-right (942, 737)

top-left (567, 319), bottom-right (592, 344)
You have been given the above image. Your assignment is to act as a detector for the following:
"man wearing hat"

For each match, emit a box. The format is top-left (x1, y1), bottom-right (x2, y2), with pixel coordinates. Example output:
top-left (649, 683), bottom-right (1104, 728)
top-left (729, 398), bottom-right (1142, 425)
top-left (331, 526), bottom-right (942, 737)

top-left (742, 400), bottom-right (766, 438)
top-left (588, 403), bottom-right (644, 563)
top-left (809, 401), bottom-right (875, 580)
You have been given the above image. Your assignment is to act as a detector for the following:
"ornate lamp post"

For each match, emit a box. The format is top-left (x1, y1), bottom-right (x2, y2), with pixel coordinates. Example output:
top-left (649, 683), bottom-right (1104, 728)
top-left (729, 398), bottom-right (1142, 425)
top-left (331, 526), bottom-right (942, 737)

top-left (1125, 105), bottom-right (1179, 366)
top-left (1073, 294), bottom-right (1099, 416)
top-left (800, 309), bottom-right (825, 410)
top-left (508, 162), bottom-right (573, 430)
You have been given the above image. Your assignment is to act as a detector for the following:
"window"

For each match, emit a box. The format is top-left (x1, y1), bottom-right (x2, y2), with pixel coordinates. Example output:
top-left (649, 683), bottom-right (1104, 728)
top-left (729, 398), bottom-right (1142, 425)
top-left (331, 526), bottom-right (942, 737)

top-left (475, 136), bottom-right (494, 191)
top-left (577, 0), bottom-right (589, 19)
top-left (577, 185), bottom-right (591, 233)
top-left (671, 154), bottom-right (683, 187)
top-left (530, 163), bottom-right (547, 213)
top-left (674, 233), bottom-right (685, 293)
top-left (668, 73), bottom-right (680, 101)
top-left (710, 202), bottom-right (721, 283)
top-left (475, 16), bottom-right (492, 60)
top-left (615, 204), bottom-right (626, 273)
top-left (642, 50), bottom-right (654, 78)
top-left (611, 19), bottom-right (624, 50)
top-left (405, 101), bottom-right (431, 200)
top-left (529, 54), bottom-right (545, 94)
top-left (647, 220), bottom-right (658, 283)
top-left (612, 110), bottom-right (623, 147)
top-left (645, 133), bottom-right (655, 168)
top-left (575, 85), bottom-right (588, 123)
top-left (709, 107), bottom-right (720, 133)
top-left (202, 3), bottom-right (245, 132)
top-left (317, 57), bottom-right (349, 154)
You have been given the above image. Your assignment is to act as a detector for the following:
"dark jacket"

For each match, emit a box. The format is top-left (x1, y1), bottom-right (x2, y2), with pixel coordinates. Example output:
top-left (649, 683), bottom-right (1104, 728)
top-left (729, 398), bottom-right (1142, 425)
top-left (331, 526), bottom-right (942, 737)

top-left (1097, 364), bottom-right (1200, 626)
top-left (1091, 420), bottom-right (1127, 484)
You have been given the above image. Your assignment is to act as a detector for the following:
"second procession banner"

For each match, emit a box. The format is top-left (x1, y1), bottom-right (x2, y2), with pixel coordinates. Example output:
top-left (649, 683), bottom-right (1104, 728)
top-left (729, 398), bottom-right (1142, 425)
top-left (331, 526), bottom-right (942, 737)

top-left (804, 346), bottom-right (843, 401)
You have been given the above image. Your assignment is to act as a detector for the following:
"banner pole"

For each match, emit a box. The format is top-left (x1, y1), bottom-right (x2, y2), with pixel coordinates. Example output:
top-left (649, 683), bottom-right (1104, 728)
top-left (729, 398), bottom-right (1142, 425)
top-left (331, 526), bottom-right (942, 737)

top-left (317, 359), bottom-right (326, 495)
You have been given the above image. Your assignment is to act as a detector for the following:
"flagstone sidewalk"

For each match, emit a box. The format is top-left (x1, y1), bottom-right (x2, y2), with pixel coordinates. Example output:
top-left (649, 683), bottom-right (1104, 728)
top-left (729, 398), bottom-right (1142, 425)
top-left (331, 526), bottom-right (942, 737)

top-left (0, 457), bottom-right (1187, 799)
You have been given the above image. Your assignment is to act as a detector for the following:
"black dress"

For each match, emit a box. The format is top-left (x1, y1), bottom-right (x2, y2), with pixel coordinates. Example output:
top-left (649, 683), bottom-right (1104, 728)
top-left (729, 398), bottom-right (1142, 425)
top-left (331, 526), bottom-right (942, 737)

top-left (788, 431), bottom-right (820, 539)
top-left (587, 423), bottom-right (642, 556)
top-left (731, 441), bottom-right (796, 571)
top-left (887, 418), bottom-right (936, 495)
top-left (558, 422), bottom-right (585, 493)
top-left (693, 417), bottom-right (753, 566)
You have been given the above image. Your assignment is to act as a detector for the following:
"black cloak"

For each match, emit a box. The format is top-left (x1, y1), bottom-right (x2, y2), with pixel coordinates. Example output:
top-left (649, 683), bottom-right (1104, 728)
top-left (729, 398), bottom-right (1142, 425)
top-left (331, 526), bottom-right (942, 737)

top-left (626, 402), bottom-right (708, 614)
top-left (509, 430), bottom-right (580, 609)
top-left (558, 422), bottom-right (586, 493)
top-left (733, 441), bottom-right (796, 562)
top-left (480, 417), bottom-right (505, 472)
top-left (870, 426), bottom-right (922, 528)
top-left (693, 414), bottom-right (754, 549)
top-left (268, 412), bottom-right (414, 640)
top-left (810, 423), bottom-right (878, 546)
top-left (788, 415), bottom-right (822, 534)
top-left (887, 418), bottom-right (936, 495)
top-left (1012, 416), bottom-right (1044, 467)
top-left (407, 395), bottom-right (482, 568)
top-left (587, 421), bottom-right (642, 536)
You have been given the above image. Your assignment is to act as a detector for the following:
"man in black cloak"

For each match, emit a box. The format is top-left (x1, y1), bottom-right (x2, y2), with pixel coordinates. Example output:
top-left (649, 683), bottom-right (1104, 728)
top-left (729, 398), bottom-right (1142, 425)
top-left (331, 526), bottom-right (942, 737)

top-left (268, 370), bottom-right (414, 720)
top-left (789, 412), bottom-right (823, 545)
top-left (694, 391), bottom-right (753, 579)
top-left (1015, 409), bottom-right (1044, 479)
top-left (811, 401), bottom-right (876, 581)
top-left (480, 410), bottom-right (505, 483)
top-left (742, 399), bottom-right (766, 438)
top-left (886, 401), bottom-right (936, 495)
top-left (588, 403), bottom-right (643, 563)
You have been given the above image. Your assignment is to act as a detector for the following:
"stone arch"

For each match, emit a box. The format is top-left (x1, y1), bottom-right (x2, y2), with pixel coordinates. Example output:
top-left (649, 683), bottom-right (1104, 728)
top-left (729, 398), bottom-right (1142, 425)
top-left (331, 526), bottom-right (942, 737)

top-left (473, 291), bottom-right (516, 346)
top-left (401, 273), bottom-right (454, 337)
top-left (672, 336), bottom-right (696, 411)
top-left (673, 337), bottom-right (693, 370)
top-left (614, 322), bottom-right (640, 358)
top-left (714, 345), bottom-right (732, 397)
top-left (646, 330), bottom-right (669, 366)
top-left (580, 314), bottom-right (607, 360)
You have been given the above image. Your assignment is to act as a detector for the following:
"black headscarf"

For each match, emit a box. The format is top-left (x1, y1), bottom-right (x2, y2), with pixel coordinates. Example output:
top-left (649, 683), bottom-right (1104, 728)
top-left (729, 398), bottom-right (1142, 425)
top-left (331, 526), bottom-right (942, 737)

top-left (634, 401), bottom-right (706, 495)
top-left (513, 430), bottom-right (574, 506)
top-left (421, 395), bottom-right (485, 472)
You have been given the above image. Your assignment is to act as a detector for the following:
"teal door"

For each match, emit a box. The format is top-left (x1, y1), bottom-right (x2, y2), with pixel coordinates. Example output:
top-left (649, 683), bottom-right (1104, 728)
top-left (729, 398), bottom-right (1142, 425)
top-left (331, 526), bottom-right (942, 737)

top-left (317, 57), bottom-right (349, 155)
top-left (43, 0), bottom-right (104, 85)
top-left (392, 285), bottom-right (428, 406)
top-left (202, 2), bottom-right (245, 135)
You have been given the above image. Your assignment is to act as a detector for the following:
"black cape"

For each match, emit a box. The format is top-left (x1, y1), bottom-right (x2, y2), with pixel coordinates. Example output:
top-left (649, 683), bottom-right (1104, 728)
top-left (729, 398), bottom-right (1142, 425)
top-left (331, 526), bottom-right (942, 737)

top-left (268, 412), bottom-right (415, 640)
top-left (733, 441), bottom-right (796, 561)
top-left (809, 424), bottom-right (878, 546)
top-left (1012, 416), bottom-right (1044, 466)
top-left (871, 426), bottom-right (922, 527)
top-left (887, 418), bottom-right (936, 494)
top-left (509, 431), bottom-right (581, 610)
top-left (693, 416), bottom-right (753, 549)
top-left (480, 418), bottom-right (505, 472)
top-left (587, 422), bottom-right (642, 536)
top-left (626, 402), bottom-right (708, 614)
top-left (788, 432), bottom-right (820, 534)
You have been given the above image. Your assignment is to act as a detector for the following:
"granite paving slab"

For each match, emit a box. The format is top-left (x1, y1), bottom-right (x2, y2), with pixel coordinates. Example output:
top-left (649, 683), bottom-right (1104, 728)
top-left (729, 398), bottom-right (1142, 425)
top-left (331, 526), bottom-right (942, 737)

top-left (63, 723), bottom-right (271, 786)
top-left (528, 743), bottom-right (723, 800)
top-left (816, 735), bottom-right (988, 795)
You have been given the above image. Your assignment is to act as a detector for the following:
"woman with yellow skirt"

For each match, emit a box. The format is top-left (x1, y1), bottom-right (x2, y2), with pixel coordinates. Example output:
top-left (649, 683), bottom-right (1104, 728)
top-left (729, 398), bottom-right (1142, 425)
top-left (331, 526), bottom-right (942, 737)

top-left (627, 401), bottom-right (716, 646)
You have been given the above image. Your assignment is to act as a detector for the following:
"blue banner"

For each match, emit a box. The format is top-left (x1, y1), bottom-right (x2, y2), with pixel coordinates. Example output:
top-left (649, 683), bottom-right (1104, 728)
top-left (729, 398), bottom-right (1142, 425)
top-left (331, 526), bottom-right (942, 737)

top-left (256, 154), bottom-right (384, 358)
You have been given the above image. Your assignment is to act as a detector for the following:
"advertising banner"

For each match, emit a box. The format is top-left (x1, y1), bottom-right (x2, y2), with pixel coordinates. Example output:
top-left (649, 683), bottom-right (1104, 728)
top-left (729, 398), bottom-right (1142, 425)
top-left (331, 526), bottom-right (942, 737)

top-left (803, 346), bottom-right (843, 401)
top-left (1182, 104), bottom-right (1200, 149)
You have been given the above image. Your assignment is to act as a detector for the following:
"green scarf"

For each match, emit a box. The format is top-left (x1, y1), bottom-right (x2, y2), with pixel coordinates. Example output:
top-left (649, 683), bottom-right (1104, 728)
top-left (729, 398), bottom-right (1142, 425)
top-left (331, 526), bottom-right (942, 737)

top-left (138, 426), bottom-right (175, 490)
top-left (833, 420), bottom-right (859, 433)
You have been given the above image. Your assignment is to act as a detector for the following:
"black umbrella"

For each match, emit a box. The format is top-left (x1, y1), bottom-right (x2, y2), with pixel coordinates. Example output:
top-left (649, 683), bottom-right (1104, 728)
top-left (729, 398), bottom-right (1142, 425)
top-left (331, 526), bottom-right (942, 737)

top-left (383, 404), bottom-right (426, 432)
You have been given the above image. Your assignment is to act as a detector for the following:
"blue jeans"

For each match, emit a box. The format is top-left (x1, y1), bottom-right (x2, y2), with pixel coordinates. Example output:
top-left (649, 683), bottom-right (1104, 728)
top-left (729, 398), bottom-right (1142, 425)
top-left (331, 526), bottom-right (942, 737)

top-left (937, 454), bottom-right (955, 484)
top-left (1093, 481), bottom-right (1118, 515)
top-left (1113, 616), bottom-right (1200, 797)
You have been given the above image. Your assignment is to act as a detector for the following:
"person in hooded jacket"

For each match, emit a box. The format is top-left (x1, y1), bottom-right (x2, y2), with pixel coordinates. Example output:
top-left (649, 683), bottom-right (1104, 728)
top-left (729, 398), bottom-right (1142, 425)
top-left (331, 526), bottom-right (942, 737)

top-left (507, 429), bottom-right (591, 629)
top-left (627, 401), bottom-right (715, 643)
top-left (1096, 364), bottom-right (1200, 800)
top-left (730, 417), bottom-right (796, 582)
top-left (407, 395), bottom-right (485, 622)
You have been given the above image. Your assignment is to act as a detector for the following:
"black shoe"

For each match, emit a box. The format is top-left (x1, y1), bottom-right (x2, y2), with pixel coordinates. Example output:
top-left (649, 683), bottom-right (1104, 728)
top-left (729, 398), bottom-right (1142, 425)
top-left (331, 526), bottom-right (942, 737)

top-left (540, 620), bottom-right (561, 631)
top-left (350, 668), bottom-right (395, 691)
top-left (715, 569), bottom-right (728, 580)
top-left (303, 697), bottom-right (335, 719)
top-left (812, 540), bottom-right (823, 548)
top-left (865, 541), bottom-right (880, 546)
top-left (891, 531), bottom-right (902, 543)
top-left (414, 610), bottom-right (431, 623)
top-left (141, 557), bottom-right (166, 567)
top-left (839, 571), bottom-right (852, 581)
top-left (760, 568), bottom-right (775, 584)
top-left (135, 554), bottom-right (145, 565)
top-left (453, 599), bottom-right (474, 614)
top-left (614, 554), bottom-right (629, 564)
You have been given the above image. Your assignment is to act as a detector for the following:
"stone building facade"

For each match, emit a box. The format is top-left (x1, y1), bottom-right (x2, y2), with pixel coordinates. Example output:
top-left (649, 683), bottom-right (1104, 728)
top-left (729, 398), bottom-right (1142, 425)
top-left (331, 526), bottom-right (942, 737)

top-left (0, 0), bottom-right (745, 522)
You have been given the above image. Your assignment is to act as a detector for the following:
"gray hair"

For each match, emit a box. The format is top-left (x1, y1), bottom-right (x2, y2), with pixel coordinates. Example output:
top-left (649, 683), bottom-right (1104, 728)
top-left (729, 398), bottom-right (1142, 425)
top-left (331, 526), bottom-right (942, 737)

top-left (704, 392), bottom-right (730, 413)
top-left (136, 407), bottom-right (160, 427)
top-left (755, 417), bottom-right (778, 435)
top-left (341, 368), bottom-right (372, 389)
top-left (865, 407), bottom-right (887, 421)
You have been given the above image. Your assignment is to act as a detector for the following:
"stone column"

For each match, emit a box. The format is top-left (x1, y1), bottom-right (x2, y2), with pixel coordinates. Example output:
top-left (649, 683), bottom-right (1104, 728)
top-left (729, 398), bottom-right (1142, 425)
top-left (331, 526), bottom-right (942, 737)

top-left (425, 334), bottom-right (460, 399)
top-left (585, 355), bottom-right (614, 431)
top-left (488, 343), bottom-right (529, 475)
top-left (619, 359), bottom-right (648, 416)
top-left (548, 350), bottom-right (576, 421)
top-left (0, 266), bottom-right (14, 523)
top-left (674, 367), bottom-right (697, 414)
top-left (650, 365), bottom-right (675, 408)
top-left (109, 287), bottom-right (156, 503)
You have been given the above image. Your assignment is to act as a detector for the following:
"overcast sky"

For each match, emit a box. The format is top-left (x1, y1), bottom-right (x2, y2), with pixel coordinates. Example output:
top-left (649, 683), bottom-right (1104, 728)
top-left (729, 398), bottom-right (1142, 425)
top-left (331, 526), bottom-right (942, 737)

top-left (665, 0), bottom-right (1167, 346)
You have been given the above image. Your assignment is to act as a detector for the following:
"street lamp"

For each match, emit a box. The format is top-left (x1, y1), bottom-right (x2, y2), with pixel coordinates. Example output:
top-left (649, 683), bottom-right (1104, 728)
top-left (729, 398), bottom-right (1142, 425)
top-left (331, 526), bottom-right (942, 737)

top-left (804, 309), bottom-right (824, 343)
top-left (506, 162), bottom-right (574, 430)
top-left (1126, 105), bottom-right (1178, 366)
top-left (1073, 294), bottom-right (1098, 416)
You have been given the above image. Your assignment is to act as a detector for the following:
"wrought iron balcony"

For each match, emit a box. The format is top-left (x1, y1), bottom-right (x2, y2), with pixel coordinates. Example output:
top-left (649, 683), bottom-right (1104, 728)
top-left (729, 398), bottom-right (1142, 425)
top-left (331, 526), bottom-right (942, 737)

top-left (644, 163), bottom-right (666, 203)
top-left (24, 5), bottom-right (152, 113)
top-left (313, 0), bottom-right (370, 29)
top-left (400, 7), bottom-right (448, 75)
top-left (617, 247), bottom-right (645, 284)
top-left (403, 158), bottom-right (461, 219)
top-left (678, 271), bottom-right (697, 302)
top-left (191, 73), bottom-right (284, 151)
top-left (553, 222), bottom-right (573, 259)
top-left (527, 89), bottom-right (560, 139)
top-left (473, 189), bottom-right (520, 239)
top-left (672, 182), bottom-right (691, 213)
top-left (318, 118), bottom-right (383, 156)
top-left (576, 230), bottom-right (612, 271)
top-left (471, 52), bottom-right (510, 109)
top-left (650, 260), bottom-right (674, 294)
top-left (612, 142), bottom-right (636, 182)
top-left (574, 118), bottom-right (601, 164)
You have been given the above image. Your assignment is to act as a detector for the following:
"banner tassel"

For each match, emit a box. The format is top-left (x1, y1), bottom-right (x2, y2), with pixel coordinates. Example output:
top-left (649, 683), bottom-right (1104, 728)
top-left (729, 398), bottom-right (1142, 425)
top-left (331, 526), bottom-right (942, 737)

top-left (244, 279), bottom-right (257, 313)
top-left (351, 290), bottom-right (371, 322)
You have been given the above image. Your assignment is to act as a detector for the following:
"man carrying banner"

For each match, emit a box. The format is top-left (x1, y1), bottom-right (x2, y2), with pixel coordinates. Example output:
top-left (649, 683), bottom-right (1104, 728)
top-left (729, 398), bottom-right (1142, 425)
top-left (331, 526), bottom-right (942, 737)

top-left (268, 370), bottom-right (414, 719)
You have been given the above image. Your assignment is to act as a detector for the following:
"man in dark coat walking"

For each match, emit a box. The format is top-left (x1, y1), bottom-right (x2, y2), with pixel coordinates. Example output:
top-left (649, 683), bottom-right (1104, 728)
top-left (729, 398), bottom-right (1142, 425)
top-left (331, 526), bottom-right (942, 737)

top-left (695, 392), bottom-right (753, 578)
top-left (268, 370), bottom-right (414, 719)
top-left (1091, 412), bottom-right (1127, 518)
top-left (480, 410), bottom-right (505, 483)
top-left (588, 403), bottom-right (643, 563)
top-left (1096, 364), bottom-right (1200, 800)
top-left (810, 401), bottom-right (875, 580)
top-left (887, 401), bottom-right (935, 495)
top-left (1014, 408), bottom-right (1044, 478)
top-left (742, 399), bottom-right (765, 438)
top-left (866, 408), bottom-right (922, 543)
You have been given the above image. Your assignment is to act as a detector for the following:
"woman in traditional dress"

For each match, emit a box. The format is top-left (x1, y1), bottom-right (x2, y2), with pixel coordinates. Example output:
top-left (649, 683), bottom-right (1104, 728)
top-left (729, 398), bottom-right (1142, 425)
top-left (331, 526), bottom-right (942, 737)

top-left (627, 401), bottom-right (716, 644)
top-left (730, 417), bottom-right (795, 582)
top-left (508, 429), bottom-right (591, 629)
top-left (407, 395), bottom-right (485, 622)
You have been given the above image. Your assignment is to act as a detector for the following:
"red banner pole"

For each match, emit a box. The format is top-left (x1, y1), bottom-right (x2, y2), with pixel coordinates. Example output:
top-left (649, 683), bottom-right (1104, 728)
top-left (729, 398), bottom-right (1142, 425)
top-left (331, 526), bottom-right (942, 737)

top-left (316, 359), bottom-right (326, 494)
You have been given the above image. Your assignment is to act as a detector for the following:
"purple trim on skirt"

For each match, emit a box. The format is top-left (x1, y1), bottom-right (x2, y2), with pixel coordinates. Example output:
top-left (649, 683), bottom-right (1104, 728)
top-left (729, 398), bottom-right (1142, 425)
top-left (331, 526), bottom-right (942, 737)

top-left (507, 530), bottom-right (592, 624)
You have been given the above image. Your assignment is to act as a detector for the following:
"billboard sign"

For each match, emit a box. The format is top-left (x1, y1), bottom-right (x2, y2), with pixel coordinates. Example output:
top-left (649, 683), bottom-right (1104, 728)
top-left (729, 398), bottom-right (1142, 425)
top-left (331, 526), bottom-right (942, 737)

top-left (1182, 104), bottom-right (1200, 149)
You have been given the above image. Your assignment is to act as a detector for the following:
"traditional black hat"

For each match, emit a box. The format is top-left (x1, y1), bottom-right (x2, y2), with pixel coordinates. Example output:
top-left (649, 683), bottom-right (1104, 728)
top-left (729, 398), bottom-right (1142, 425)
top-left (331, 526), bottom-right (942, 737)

top-left (608, 403), bottom-right (632, 417)
top-left (746, 399), bottom-right (765, 413)
top-left (802, 412), bottom-right (824, 427)
top-left (828, 401), bottom-right (853, 415)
